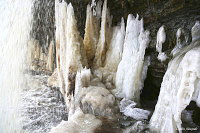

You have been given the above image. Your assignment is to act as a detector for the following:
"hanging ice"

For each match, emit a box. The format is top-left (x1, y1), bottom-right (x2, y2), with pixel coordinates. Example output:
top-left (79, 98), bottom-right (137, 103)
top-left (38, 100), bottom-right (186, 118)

top-left (83, 1), bottom-right (102, 67)
top-left (156, 25), bottom-right (168, 62)
top-left (55, 1), bottom-right (87, 98)
top-left (93, 0), bottom-right (113, 68)
top-left (115, 14), bottom-right (150, 103)
top-left (171, 28), bottom-right (187, 56)
top-left (104, 18), bottom-right (125, 72)
top-left (150, 22), bottom-right (200, 133)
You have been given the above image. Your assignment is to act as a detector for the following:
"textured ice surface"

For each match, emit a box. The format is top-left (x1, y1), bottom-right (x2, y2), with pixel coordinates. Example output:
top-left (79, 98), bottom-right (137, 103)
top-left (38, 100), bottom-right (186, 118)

top-left (104, 18), bottom-right (125, 72)
top-left (50, 109), bottom-right (102, 133)
top-left (115, 14), bottom-right (150, 102)
top-left (120, 98), bottom-right (150, 120)
top-left (150, 22), bottom-right (200, 132)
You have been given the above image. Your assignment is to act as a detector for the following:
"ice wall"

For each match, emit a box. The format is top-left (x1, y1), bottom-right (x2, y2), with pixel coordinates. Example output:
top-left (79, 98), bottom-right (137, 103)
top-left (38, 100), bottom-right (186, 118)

top-left (0, 0), bottom-right (33, 132)
top-left (115, 14), bottom-right (150, 103)
top-left (150, 22), bottom-right (200, 133)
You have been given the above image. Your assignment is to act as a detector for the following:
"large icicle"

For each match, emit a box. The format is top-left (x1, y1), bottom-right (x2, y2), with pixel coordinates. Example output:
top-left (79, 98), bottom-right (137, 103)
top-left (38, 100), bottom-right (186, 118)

top-left (115, 14), bottom-right (150, 103)
top-left (55, 1), bottom-right (87, 98)
top-left (156, 25), bottom-right (168, 62)
top-left (104, 18), bottom-right (125, 72)
top-left (150, 22), bottom-right (200, 133)
top-left (83, 1), bottom-right (102, 67)
top-left (93, 0), bottom-right (112, 68)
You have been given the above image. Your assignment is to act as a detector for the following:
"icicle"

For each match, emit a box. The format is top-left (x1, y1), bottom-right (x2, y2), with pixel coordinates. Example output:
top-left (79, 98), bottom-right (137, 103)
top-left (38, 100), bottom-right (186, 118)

top-left (156, 25), bottom-right (168, 62)
top-left (171, 28), bottom-right (187, 56)
top-left (150, 22), bottom-right (200, 133)
top-left (115, 14), bottom-right (150, 103)
top-left (93, 0), bottom-right (112, 68)
top-left (104, 18), bottom-right (125, 72)
top-left (46, 40), bottom-right (55, 72)
top-left (191, 21), bottom-right (200, 42)
top-left (83, 4), bottom-right (100, 67)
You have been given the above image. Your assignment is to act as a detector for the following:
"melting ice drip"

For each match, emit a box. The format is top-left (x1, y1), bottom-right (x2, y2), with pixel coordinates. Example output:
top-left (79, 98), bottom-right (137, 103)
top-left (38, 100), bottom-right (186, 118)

top-left (0, 0), bottom-right (33, 132)
top-left (150, 22), bottom-right (200, 133)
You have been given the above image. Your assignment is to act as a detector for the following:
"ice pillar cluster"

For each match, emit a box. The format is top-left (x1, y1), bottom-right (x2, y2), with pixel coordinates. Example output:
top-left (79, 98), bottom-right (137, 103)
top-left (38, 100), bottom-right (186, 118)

top-left (115, 14), bottom-right (150, 103)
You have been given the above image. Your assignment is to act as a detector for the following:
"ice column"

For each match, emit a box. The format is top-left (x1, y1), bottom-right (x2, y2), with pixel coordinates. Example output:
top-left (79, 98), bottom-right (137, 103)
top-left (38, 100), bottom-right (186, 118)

top-left (93, 0), bottom-right (113, 68)
top-left (115, 14), bottom-right (150, 103)
top-left (83, 1), bottom-right (102, 67)
top-left (104, 18), bottom-right (125, 72)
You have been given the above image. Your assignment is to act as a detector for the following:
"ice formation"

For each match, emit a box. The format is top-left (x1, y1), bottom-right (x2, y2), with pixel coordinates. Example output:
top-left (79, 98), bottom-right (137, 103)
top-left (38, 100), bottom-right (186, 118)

top-left (46, 41), bottom-right (55, 72)
top-left (115, 14), bottom-right (150, 103)
top-left (156, 25), bottom-right (168, 62)
top-left (55, 1), bottom-right (87, 98)
top-left (104, 18), bottom-right (126, 72)
top-left (0, 0), bottom-right (34, 132)
top-left (120, 98), bottom-right (150, 120)
top-left (171, 28), bottom-right (187, 56)
top-left (150, 22), bottom-right (200, 133)
top-left (83, 2), bottom-right (101, 67)
top-left (93, 0), bottom-right (113, 68)
top-left (74, 68), bottom-right (116, 117)
top-left (50, 109), bottom-right (102, 133)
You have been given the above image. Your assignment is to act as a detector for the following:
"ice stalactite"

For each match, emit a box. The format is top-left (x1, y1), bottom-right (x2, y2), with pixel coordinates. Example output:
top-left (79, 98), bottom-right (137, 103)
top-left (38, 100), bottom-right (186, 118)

top-left (104, 18), bottom-right (126, 72)
top-left (93, 0), bottom-right (113, 68)
top-left (150, 22), bottom-right (200, 133)
top-left (156, 25), bottom-right (168, 62)
top-left (115, 14), bottom-right (150, 103)
top-left (171, 28), bottom-right (187, 56)
top-left (46, 40), bottom-right (55, 72)
top-left (83, 1), bottom-right (102, 67)
top-left (55, 1), bottom-right (87, 99)
top-left (0, 0), bottom-right (34, 132)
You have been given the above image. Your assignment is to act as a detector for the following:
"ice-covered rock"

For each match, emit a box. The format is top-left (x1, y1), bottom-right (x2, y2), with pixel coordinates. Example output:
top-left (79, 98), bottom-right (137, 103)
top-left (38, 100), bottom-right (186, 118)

top-left (120, 98), bottom-right (150, 120)
top-left (115, 14), bottom-right (150, 103)
top-left (150, 22), bottom-right (200, 133)
top-left (50, 109), bottom-right (102, 133)
top-left (156, 25), bottom-right (168, 62)
top-left (73, 68), bottom-right (116, 117)
top-left (124, 121), bottom-right (148, 133)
